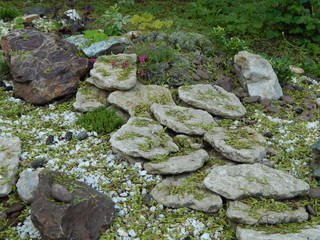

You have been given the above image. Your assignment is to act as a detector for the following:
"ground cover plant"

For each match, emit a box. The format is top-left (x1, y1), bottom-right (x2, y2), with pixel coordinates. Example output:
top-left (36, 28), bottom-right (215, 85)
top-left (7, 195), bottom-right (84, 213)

top-left (0, 0), bottom-right (320, 239)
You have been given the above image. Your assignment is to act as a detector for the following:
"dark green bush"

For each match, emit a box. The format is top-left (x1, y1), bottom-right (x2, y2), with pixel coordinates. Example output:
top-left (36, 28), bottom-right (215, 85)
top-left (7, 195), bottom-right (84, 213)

top-left (76, 107), bottom-right (124, 134)
top-left (0, 6), bottom-right (21, 20)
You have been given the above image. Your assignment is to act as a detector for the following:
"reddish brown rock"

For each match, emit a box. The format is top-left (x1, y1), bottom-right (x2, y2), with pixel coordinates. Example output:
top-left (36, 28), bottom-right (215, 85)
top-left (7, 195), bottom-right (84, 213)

top-left (0, 28), bottom-right (89, 104)
top-left (31, 171), bottom-right (115, 240)
top-left (281, 95), bottom-right (294, 105)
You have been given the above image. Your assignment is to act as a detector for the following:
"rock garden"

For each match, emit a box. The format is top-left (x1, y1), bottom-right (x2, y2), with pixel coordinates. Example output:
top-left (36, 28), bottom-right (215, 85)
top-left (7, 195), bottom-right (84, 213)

top-left (0, 1), bottom-right (320, 239)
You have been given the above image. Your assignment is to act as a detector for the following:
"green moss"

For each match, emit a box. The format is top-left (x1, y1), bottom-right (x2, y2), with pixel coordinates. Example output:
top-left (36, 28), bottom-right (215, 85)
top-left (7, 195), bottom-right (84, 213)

top-left (76, 107), bottom-right (124, 134)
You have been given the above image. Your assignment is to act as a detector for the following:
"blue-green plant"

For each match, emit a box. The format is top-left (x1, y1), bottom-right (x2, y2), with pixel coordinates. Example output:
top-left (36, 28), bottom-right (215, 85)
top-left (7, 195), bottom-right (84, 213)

top-left (76, 107), bottom-right (124, 134)
top-left (99, 4), bottom-right (130, 36)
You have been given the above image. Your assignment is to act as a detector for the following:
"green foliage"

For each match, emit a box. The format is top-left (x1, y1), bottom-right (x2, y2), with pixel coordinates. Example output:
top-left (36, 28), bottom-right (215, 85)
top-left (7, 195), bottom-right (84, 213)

top-left (130, 12), bottom-right (173, 31)
top-left (100, 4), bottom-right (130, 36)
top-left (187, 0), bottom-right (320, 42)
top-left (76, 107), bottom-right (124, 134)
top-left (0, 59), bottom-right (10, 75)
top-left (0, 5), bottom-right (21, 20)
top-left (83, 30), bottom-right (108, 44)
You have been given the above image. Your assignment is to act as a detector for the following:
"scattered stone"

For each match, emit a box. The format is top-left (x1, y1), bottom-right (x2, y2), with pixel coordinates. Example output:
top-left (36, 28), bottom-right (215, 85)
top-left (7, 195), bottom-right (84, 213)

top-left (289, 65), bottom-right (304, 75)
top-left (234, 51), bottom-right (283, 100)
top-left (191, 72), bottom-right (201, 81)
top-left (31, 171), bottom-right (115, 240)
top-left (227, 201), bottom-right (308, 225)
top-left (82, 37), bottom-right (130, 58)
top-left (144, 149), bottom-right (209, 175)
top-left (110, 117), bottom-right (178, 160)
top-left (312, 138), bottom-right (320, 160)
top-left (87, 54), bottom-right (137, 91)
top-left (16, 168), bottom-right (41, 204)
top-left (306, 204), bottom-right (317, 216)
top-left (0, 137), bottom-right (21, 197)
top-left (74, 131), bottom-right (88, 141)
top-left (214, 56), bottom-right (224, 64)
top-left (196, 69), bottom-right (210, 79)
top-left (178, 84), bottom-right (246, 119)
top-left (31, 158), bottom-right (47, 169)
top-left (0, 28), bottom-right (89, 104)
top-left (297, 111), bottom-right (313, 121)
top-left (108, 84), bottom-right (175, 117)
top-left (236, 225), bottom-right (320, 240)
top-left (150, 103), bottom-right (217, 136)
top-left (6, 202), bottom-right (25, 215)
top-left (293, 106), bottom-right (303, 114)
top-left (46, 135), bottom-right (55, 145)
top-left (51, 183), bottom-right (73, 203)
top-left (263, 132), bottom-right (273, 138)
top-left (203, 163), bottom-right (310, 200)
top-left (281, 95), bottom-right (294, 105)
top-left (308, 188), bottom-right (320, 199)
top-left (244, 96), bottom-right (260, 103)
top-left (216, 76), bottom-right (234, 92)
top-left (204, 126), bottom-right (267, 163)
top-left (265, 106), bottom-right (281, 113)
top-left (150, 176), bottom-right (223, 212)
top-left (64, 131), bottom-right (73, 141)
top-left (292, 84), bottom-right (304, 91)
top-left (73, 83), bottom-right (109, 112)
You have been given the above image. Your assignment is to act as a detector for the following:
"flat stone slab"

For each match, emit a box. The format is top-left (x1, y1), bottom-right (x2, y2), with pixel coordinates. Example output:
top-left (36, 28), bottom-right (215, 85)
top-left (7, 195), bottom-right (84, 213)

top-left (108, 84), bottom-right (175, 117)
top-left (204, 163), bottom-right (310, 200)
top-left (144, 149), bottom-right (209, 175)
top-left (110, 117), bottom-right (179, 160)
top-left (150, 103), bottom-right (217, 136)
top-left (236, 225), bottom-right (320, 240)
top-left (73, 83), bottom-right (109, 112)
top-left (227, 201), bottom-right (308, 225)
top-left (178, 84), bottom-right (246, 119)
top-left (87, 54), bottom-right (137, 91)
top-left (0, 137), bottom-right (21, 197)
top-left (150, 176), bottom-right (223, 212)
top-left (204, 126), bottom-right (267, 163)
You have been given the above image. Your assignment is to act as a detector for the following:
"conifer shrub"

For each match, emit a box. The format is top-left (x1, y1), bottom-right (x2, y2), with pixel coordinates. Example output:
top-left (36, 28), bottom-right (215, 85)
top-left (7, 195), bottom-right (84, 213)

top-left (76, 107), bottom-right (124, 134)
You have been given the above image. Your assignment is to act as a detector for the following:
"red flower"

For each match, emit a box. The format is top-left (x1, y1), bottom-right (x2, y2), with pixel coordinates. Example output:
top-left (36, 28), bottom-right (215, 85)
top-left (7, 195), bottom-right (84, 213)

top-left (122, 62), bottom-right (129, 68)
top-left (89, 59), bottom-right (97, 63)
top-left (111, 60), bottom-right (116, 68)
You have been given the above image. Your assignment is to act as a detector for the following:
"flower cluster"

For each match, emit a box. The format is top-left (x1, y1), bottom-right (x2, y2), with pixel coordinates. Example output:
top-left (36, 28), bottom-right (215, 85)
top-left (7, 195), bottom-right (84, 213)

top-left (139, 55), bottom-right (148, 65)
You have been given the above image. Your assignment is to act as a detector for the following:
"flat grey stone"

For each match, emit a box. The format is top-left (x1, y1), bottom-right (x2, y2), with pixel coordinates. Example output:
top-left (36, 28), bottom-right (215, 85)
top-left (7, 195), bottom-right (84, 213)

top-left (204, 163), bottom-right (310, 200)
top-left (110, 117), bottom-right (179, 160)
top-left (16, 168), bottom-right (41, 204)
top-left (150, 176), bottom-right (223, 212)
top-left (236, 225), bottom-right (320, 240)
top-left (87, 54), bottom-right (137, 91)
top-left (144, 149), bottom-right (209, 175)
top-left (178, 84), bottom-right (246, 119)
top-left (82, 37), bottom-right (130, 58)
top-left (227, 201), bottom-right (308, 225)
top-left (204, 126), bottom-right (267, 163)
top-left (0, 137), bottom-right (21, 197)
top-left (108, 84), bottom-right (175, 117)
top-left (234, 51), bottom-right (283, 100)
top-left (73, 83), bottom-right (109, 112)
top-left (150, 103), bottom-right (217, 136)
top-left (64, 35), bottom-right (90, 49)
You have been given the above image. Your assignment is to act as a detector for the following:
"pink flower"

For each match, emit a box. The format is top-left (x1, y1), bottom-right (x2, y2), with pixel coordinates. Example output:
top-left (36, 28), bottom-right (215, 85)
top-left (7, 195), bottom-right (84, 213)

top-left (111, 60), bottom-right (116, 68)
top-left (89, 59), bottom-right (97, 63)
top-left (139, 55), bottom-right (148, 65)
top-left (147, 45), bottom-right (151, 48)
top-left (140, 72), bottom-right (146, 76)
top-left (122, 62), bottom-right (129, 68)
top-left (136, 41), bottom-right (141, 44)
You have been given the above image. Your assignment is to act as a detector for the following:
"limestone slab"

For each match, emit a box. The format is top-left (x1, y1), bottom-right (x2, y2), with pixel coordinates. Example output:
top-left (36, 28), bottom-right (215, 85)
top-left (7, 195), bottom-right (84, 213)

top-left (204, 163), bottom-right (310, 200)
top-left (178, 84), bottom-right (246, 119)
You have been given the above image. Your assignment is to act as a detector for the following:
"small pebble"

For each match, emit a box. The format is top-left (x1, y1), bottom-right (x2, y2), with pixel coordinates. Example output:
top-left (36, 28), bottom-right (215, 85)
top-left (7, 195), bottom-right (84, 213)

top-left (46, 135), bottom-right (55, 145)
top-left (293, 106), bottom-right (303, 114)
top-left (308, 188), bottom-right (320, 199)
top-left (75, 131), bottom-right (88, 140)
top-left (260, 98), bottom-right (271, 107)
top-left (31, 158), bottom-right (47, 169)
top-left (64, 131), bottom-right (73, 141)
top-left (264, 132), bottom-right (273, 138)
top-left (51, 183), bottom-right (73, 203)
top-left (6, 203), bottom-right (24, 214)
top-left (306, 204), bottom-right (317, 216)
top-left (281, 95), bottom-right (294, 105)
top-left (265, 106), bottom-right (281, 113)
top-left (244, 96), bottom-right (260, 103)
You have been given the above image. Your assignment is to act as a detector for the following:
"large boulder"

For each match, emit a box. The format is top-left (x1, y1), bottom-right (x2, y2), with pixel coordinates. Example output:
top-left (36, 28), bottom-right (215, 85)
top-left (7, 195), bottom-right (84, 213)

top-left (31, 171), bottom-right (115, 240)
top-left (234, 51), bottom-right (283, 100)
top-left (204, 163), bottom-right (310, 200)
top-left (0, 137), bottom-right (21, 197)
top-left (204, 126), bottom-right (267, 163)
top-left (0, 28), bottom-right (89, 104)
top-left (150, 103), bottom-right (217, 136)
top-left (178, 84), bottom-right (246, 119)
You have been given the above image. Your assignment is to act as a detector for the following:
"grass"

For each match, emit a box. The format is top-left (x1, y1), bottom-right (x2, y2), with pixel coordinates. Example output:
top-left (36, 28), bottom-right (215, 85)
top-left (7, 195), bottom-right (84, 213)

top-left (0, 0), bottom-right (319, 239)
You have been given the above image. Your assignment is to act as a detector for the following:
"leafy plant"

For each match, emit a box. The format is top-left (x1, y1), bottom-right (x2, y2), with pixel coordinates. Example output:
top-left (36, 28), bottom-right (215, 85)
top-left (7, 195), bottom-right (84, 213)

top-left (76, 107), bottom-right (124, 134)
top-left (99, 4), bottom-right (130, 36)
top-left (130, 12), bottom-right (173, 31)
top-left (83, 30), bottom-right (108, 44)
top-left (0, 6), bottom-right (21, 20)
